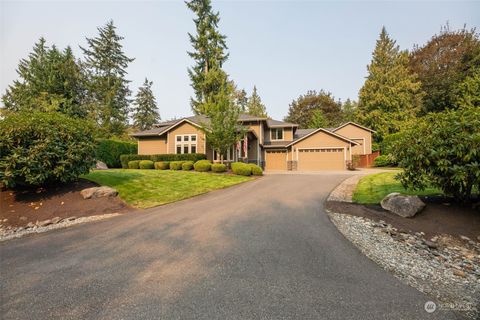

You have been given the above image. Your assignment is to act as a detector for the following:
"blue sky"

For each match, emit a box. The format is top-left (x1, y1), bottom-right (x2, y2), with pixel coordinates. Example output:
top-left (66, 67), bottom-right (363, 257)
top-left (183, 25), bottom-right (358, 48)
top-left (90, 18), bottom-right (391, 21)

top-left (1, 1), bottom-right (479, 120)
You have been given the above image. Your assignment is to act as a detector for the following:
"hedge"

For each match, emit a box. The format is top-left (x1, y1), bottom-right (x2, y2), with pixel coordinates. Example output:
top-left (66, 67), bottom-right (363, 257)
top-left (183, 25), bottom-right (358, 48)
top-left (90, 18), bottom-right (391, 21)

top-left (128, 160), bottom-right (141, 169)
top-left (182, 161), bottom-right (194, 171)
top-left (249, 163), bottom-right (263, 176)
top-left (0, 111), bottom-right (97, 188)
top-left (231, 162), bottom-right (252, 176)
top-left (139, 160), bottom-right (154, 169)
top-left (373, 155), bottom-right (392, 167)
top-left (96, 139), bottom-right (137, 168)
top-left (120, 153), bottom-right (206, 169)
top-left (170, 161), bottom-right (185, 170)
top-left (194, 160), bottom-right (212, 172)
top-left (154, 161), bottom-right (170, 170)
top-left (211, 163), bottom-right (227, 173)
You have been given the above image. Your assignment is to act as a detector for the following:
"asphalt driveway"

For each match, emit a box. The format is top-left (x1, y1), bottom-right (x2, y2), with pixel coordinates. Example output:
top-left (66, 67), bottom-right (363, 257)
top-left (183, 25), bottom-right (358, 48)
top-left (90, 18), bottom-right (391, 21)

top-left (0, 174), bottom-right (459, 319)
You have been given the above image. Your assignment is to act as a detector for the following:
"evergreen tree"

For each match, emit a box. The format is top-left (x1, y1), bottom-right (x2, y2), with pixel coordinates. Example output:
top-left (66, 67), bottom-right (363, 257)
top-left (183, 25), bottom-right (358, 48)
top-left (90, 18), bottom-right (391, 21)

top-left (132, 78), bottom-right (160, 130)
top-left (81, 20), bottom-right (134, 137)
top-left (341, 98), bottom-right (358, 122)
top-left (232, 86), bottom-right (248, 112)
top-left (308, 109), bottom-right (327, 128)
top-left (284, 90), bottom-right (343, 128)
top-left (186, 0), bottom-right (228, 114)
top-left (358, 27), bottom-right (422, 140)
top-left (246, 86), bottom-right (268, 117)
top-left (2, 38), bottom-right (86, 117)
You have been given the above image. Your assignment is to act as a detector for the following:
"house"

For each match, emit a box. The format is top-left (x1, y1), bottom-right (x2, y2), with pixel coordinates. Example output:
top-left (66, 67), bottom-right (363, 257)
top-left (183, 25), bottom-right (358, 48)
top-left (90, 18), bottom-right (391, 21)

top-left (131, 114), bottom-right (375, 171)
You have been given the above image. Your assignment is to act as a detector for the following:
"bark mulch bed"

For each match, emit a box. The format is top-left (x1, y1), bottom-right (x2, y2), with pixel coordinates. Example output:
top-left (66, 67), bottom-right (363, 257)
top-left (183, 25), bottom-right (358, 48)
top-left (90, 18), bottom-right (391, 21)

top-left (1, 179), bottom-right (131, 229)
top-left (325, 197), bottom-right (480, 240)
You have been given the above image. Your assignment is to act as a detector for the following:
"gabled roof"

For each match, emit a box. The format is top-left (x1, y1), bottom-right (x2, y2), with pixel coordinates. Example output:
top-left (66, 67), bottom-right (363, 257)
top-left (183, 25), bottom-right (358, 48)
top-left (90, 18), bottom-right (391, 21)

top-left (333, 122), bottom-right (376, 133)
top-left (286, 128), bottom-right (360, 147)
top-left (266, 119), bottom-right (298, 128)
top-left (294, 128), bottom-right (316, 139)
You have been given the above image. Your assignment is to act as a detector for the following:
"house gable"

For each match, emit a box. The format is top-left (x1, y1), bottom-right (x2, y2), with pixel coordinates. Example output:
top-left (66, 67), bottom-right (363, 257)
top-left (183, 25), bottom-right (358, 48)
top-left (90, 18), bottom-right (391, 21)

top-left (333, 123), bottom-right (372, 155)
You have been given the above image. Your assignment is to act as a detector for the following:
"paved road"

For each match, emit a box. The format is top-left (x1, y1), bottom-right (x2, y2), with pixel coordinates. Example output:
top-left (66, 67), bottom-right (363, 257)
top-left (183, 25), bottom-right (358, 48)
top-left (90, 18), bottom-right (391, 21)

top-left (0, 174), bottom-right (459, 319)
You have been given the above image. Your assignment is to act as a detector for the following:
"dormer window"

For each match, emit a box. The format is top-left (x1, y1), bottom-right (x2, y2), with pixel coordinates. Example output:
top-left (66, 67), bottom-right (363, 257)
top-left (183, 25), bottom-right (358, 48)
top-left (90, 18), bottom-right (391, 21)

top-left (271, 128), bottom-right (283, 140)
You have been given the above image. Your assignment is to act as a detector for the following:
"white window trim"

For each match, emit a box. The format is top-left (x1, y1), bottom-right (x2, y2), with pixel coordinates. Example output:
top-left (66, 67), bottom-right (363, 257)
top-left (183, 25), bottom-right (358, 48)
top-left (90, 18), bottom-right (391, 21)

top-left (270, 128), bottom-right (284, 141)
top-left (175, 134), bottom-right (198, 154)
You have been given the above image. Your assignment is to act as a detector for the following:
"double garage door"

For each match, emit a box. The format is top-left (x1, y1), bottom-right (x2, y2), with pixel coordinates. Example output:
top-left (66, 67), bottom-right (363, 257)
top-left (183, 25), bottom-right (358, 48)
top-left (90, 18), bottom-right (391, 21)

top-left (265, 148), bottom-right (345, 171)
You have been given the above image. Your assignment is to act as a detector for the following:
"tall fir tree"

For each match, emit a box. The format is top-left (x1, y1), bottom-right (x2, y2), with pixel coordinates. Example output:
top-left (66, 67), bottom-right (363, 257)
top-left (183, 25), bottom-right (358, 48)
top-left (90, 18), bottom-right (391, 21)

top-left (132, 78), bottom-right (160, 131)
top-left (231, 85), bottom-right (248, 112)
top-left (81, 20), bottom-right (134, 137)
top-left (246, 86), bottom-right (268, 117)
top-left (2, 38), bottom-right (86, 117)
top-left (358, 27), bottom-right (422, 140)
top-left (186, 0), bottom-right (228, 114)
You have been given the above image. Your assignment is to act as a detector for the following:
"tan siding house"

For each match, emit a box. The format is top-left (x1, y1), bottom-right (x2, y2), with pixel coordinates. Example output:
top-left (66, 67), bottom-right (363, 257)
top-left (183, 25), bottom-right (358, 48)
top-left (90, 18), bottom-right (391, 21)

top-left (132, 114), bottom-right (375, 171)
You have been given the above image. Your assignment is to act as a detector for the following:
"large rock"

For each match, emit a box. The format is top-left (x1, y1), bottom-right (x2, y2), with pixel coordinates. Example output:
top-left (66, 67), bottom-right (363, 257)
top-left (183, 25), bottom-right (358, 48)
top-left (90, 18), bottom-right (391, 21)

top-left (81, 186), bottom-right (118, 199)
top-left (380, 192), bottom-right (425, 218)
top-left (95, 161), bottom-right (109, 170)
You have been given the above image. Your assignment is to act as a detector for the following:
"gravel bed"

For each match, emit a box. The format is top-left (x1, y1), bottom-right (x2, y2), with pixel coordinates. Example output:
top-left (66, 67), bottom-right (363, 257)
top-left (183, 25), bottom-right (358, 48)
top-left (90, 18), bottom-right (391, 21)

top-left (0, 213), bottom-right (121, 242)
top-left (328, 211), bottom-right (480, 319)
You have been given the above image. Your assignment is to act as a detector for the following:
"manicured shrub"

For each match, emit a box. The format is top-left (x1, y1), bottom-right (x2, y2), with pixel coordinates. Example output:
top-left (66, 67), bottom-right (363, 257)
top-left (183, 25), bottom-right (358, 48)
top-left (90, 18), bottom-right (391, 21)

top-left (231, 162), bottom-right (252, 176)
top-left (194, 160), bottom-right (212, 172)
top-left (393, 106), bottom-right (480, 201)
top-left (0, 111), bottom-right (96, 188)
top-left (154, 161), bottom-right (170, 170)
top-left (170, 161), bottom-right (185, 170)
top-left (182, 161), bottom-right (194, 171)
top-left (139, 160), bottom-right (154, 169)
top-left (96, 139), bottom-right (137, 168)
top-left (120, 153), bottom-right (206, 169)
top-left (128, 160), bottom-right (141, 169)
top-left (249, 163), bottom-right (263, 176)
top-left (211, 163), bottom-right (227, 173)
top-left (373, 155), bottom-right (392, 167)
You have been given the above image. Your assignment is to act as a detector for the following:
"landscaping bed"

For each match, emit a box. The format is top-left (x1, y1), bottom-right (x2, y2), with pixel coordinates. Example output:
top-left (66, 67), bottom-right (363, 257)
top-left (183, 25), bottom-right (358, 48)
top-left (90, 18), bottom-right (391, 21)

top-left (0, 179), bottom-right (130, 230)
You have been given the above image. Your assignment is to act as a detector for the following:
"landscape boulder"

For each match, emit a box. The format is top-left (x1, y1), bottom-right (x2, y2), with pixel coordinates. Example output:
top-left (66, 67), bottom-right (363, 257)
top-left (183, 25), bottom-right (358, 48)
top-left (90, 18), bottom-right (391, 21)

top-left (380, 193), bottom-right (425, 218)
top-left (95, 161), bottom-right (109, 170)
top-left (80, 186), bottom-right (118, 199)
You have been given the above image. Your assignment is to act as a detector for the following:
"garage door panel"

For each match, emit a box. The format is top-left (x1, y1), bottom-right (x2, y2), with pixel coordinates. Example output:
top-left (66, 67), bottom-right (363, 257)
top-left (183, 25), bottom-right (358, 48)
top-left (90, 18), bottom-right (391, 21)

top-left (266, 151), bottom-right (287, 171)
top-left (298, 148), bottom-right (345, 171)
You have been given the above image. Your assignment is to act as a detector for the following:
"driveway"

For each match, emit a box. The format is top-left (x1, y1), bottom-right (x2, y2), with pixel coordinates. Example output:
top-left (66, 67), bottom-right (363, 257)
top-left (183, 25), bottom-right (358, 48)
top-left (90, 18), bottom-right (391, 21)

top-left (0, 174), bottom-right (459, 319)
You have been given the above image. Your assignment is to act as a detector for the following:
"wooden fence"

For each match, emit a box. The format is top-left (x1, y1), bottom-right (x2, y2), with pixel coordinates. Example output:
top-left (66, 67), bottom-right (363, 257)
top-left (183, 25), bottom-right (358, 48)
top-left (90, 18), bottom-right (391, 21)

top-left (353, 151), bottom-right (380, 168)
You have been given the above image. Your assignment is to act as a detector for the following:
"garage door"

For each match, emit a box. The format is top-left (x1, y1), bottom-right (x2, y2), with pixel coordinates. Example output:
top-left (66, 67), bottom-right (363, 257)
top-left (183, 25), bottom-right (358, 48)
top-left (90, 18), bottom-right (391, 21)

top-left (297, 148), bottom-right (345, 171)
top-left (265, 150), bottom-right (287, 171)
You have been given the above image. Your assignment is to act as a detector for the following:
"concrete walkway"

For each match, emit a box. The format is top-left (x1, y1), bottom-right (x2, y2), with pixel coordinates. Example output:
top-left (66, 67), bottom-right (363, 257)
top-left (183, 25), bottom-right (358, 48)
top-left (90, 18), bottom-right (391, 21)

top-left (0, 174), bottom-right (458, 319)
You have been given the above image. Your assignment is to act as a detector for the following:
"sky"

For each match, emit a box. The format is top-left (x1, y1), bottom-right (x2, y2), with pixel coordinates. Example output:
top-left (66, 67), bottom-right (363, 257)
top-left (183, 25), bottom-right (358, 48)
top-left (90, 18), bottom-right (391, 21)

top-left (1, 1), bottom-right (479, 121)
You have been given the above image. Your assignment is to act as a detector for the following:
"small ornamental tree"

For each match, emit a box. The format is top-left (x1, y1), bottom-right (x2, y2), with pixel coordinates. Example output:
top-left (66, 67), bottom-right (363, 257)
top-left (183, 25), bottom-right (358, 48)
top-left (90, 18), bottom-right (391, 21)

top-left (393, 106), bottom-right (480, 202)
top-left (0, 111), bottom-right (97, 188)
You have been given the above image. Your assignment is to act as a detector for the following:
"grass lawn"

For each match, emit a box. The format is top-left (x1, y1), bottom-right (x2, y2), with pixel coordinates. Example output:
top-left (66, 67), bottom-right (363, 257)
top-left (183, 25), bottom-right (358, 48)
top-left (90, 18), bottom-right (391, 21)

top-left (82, 169), bottom-right (253, 208)
top-left (352, 171), bottom-right (443, 204)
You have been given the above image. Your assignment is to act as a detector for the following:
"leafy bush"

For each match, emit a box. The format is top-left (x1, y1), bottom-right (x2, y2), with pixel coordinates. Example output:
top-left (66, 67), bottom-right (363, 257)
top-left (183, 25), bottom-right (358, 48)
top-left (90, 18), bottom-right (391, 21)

top-left (139, 160), bottom-right (154, 169)
top-left (194, 160), bottom-right (212, 172)
top-left (182, 161), bottom-right (194, 171)
top-left (154, 161), bottom-right (170, 170)
top-left (373, 155), bottom-right (392, 167)
top-left (96, 139), bottom-right (137, 168)
top-left (128, 160), bottom-right (140, 169)
top-left (0, 111), bottom-right (96, 188)
top-left (393, 106), bottom-right (480, 201)
top-left (248, 163), bottom-right (263, 176)
top-left (211, 163), bottom-right (227, 173)
top-left (120, 153), bottom-right (206, 169)
top-left (170, 161), bottom-right (185, 170)
top-left (231, 162), bottom-right (252, 176)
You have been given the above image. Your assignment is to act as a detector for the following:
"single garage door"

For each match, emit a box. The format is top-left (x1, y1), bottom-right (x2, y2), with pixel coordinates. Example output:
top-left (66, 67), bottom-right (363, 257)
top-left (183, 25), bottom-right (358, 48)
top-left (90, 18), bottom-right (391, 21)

top-left (265, 150), bottom-right (287, 171)
top-left (297, 148), bottom-right (345, 171)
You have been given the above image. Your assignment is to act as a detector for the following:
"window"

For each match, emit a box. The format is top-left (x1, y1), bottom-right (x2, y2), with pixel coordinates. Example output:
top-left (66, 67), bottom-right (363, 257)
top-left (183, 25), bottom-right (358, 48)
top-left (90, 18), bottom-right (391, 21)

top-left (175, 134), bottom-right (198, 154)
top-left (271, 128), bottom-right (283, 140)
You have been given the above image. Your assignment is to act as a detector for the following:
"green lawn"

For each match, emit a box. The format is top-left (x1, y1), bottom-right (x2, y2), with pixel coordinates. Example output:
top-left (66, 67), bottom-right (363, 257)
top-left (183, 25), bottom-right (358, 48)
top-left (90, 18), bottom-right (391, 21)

top-left (82, 169), bottom-right (253, 208)
top-left (352, 171), bottom-right (442, 204)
